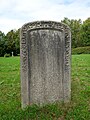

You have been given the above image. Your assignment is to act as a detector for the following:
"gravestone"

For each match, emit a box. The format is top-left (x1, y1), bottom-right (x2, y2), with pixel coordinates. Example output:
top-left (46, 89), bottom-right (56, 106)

top-left (12, 52), bottom-right (14, 57)
top-left (20, 21), bottom-right (71, 108)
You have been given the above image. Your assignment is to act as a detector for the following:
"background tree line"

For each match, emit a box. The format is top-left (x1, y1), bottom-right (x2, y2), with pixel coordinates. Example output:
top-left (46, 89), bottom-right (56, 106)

top-left (0, 29), bottom-right (20, 56)
top-left (0, 17), bottom-right (90, 56)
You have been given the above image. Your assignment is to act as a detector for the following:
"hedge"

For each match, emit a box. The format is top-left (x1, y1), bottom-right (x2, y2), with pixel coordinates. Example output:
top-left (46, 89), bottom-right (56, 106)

top-left (72, 46), bottom-right (90, 54)
top-left (4, 53), bottom-right (11, 57)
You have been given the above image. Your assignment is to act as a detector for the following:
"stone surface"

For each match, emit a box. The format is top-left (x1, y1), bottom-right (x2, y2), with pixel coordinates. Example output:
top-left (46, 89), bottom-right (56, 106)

top-left (20, 21), bottom-right (71, 108)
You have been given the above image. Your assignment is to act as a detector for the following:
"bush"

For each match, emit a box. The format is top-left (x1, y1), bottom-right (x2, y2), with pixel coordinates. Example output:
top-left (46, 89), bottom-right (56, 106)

top-left (17, 54), bottom-right (20, 56)
top-left (72, 46), bottom-right (90, 54)
top-left (4, 53), bottom-right (10, 57)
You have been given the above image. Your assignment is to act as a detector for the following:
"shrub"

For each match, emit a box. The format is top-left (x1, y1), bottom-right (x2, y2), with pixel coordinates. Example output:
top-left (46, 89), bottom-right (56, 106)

top-left (4, 53), bottom-right (10, 57)
top-left (72, 46), bottom-right (90, 54)
top-left (17, 54), bottom-right (20, 56)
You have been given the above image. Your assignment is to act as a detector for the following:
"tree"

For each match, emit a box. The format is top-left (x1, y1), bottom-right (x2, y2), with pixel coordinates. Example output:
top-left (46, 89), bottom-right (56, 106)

top-left (0, 31), bottom-right (5, 56)
top-left (0, 17), bottom-right (90, 57)
top-left (70, 19), bottom-right (82, 48)
top-left (5, 29), bottom-right (20, 56)
top-left (13, 29), bottom-right (20, 55)
top-left (80, 17), bottom-right (90, 46)
top-left (61, 18), bottom-right (82, 48)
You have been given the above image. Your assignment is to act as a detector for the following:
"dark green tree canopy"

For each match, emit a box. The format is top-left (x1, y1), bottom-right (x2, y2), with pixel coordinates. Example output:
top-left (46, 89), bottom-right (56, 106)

top-left (0, 29), bottom-right (20, 56)
top-left (61, 17), bottom-right (90, 48)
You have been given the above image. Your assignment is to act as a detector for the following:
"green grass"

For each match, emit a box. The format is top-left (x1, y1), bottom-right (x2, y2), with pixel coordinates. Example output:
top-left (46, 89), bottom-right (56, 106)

top-left (0, 54), bottom-right (90, 120)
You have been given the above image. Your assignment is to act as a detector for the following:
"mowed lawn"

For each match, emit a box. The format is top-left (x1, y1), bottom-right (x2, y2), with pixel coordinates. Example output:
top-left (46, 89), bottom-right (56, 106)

top-left (0, 54), bottom-right (90, 120)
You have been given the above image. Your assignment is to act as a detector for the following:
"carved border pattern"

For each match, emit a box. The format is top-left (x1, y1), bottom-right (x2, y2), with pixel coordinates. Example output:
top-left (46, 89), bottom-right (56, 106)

top-left (64, 28), bottom-right (71, 70)
top-left (22, 21), bottom-right (69, 31)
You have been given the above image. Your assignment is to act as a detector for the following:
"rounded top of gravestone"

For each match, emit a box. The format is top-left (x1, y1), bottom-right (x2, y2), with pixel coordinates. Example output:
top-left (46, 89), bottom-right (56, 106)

top-left (21, 21), bottom-right (70, 31)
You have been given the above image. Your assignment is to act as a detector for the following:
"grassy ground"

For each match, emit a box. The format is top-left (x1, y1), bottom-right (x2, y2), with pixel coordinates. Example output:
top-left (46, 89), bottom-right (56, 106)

top-left (0, 54), bottom-right (90, 120)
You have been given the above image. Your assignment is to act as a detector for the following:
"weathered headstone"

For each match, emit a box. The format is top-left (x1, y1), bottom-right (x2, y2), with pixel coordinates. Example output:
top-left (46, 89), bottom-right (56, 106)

top-left (20, 21), bottom-right (71, 108)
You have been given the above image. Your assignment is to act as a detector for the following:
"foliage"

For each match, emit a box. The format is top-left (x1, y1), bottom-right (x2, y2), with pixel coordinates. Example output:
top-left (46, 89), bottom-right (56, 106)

top-left (5, 29), bottom-right (20, 56)
top-left (0, 55), bottom-right (90, 119)
top-left (72, 46), bottom-right (90, 54)
top-left (80, 18), bottom-right (90, 46)
top-left (0, 17), bottom-right (90, 56)
top-left (0, 31), bottom-right (5, 56)
top-left (61, 17), bottom-right (90, 48)
top-left (0, 29), bottom-right (20, 57)
top-left (4, 53), bottom-right (10, 57)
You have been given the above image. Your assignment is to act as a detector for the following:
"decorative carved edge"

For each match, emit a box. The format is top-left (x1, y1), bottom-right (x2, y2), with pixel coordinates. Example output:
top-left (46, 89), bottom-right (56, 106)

top-left (21, 21), bottom-right (70, 32)
top-left (63, 27), bottom-right (71, 102)
top-left (65, 28), bottom-right (71, 70)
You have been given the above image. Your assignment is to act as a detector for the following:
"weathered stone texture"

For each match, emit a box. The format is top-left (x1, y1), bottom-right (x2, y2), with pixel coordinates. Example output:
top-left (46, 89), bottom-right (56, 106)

top-left (20, 21), bottom-right (71, 108)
